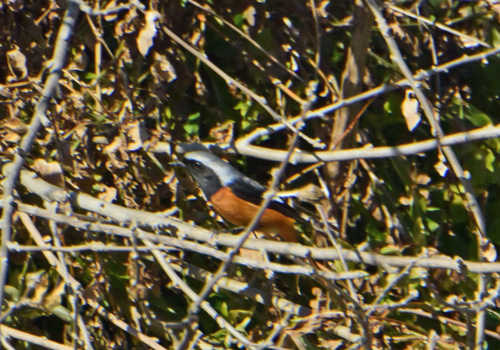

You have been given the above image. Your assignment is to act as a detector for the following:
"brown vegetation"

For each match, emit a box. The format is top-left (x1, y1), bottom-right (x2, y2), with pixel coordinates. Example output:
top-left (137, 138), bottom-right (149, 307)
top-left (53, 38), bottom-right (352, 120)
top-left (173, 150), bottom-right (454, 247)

top-left (1, 0), bottom-right (500, 349)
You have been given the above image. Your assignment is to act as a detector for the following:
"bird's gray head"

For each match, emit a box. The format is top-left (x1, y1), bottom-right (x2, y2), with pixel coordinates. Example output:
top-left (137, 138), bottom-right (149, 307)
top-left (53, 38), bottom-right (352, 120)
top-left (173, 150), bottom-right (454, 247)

top-left (183, 151), bottom-right (243, 186)
top-left (182, 151), bottom-right (244, 198)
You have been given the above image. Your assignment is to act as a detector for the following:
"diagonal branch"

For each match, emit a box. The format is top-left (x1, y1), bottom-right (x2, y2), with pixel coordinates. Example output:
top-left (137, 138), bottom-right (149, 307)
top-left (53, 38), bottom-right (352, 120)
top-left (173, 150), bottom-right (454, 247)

top-left (367, 0), bottom-right (487, 239)
top-left (0, 0), bottom-right (79, 316)
top-left (231, 45), bottom-right (500, 150)
top-left (187, 105), bottom-right (306, 317)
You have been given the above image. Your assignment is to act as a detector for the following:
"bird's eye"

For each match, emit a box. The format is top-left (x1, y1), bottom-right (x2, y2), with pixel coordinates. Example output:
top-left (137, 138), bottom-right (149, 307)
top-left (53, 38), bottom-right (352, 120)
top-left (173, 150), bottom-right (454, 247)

top-left (194, 161), bottom-right (202, 168)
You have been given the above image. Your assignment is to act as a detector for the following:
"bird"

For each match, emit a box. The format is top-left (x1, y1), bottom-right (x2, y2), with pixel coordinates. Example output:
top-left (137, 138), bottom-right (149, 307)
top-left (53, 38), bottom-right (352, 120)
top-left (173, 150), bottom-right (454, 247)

top-left (180, 150), bottom-right (299, 243)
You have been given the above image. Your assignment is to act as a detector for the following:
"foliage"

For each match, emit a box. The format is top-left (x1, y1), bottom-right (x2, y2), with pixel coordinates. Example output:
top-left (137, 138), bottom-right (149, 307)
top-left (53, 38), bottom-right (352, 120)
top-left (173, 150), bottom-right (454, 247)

top-left (1, 0), bottom-right (500, 349)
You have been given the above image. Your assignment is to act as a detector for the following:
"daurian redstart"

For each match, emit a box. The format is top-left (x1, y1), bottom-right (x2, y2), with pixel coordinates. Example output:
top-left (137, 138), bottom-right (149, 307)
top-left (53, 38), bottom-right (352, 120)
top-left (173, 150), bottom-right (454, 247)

top-left (182, 151), bottom-right (299, 242)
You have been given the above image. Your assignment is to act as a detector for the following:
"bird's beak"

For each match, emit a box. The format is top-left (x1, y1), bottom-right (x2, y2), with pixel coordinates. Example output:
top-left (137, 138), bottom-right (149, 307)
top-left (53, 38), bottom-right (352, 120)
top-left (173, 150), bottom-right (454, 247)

top-left (169, 161), bottom-right (185, 168)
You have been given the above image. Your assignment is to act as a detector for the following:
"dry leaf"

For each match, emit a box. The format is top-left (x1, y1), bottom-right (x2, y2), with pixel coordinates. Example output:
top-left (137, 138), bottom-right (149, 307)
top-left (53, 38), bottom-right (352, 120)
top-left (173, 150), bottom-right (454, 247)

top-left (67, 44), bottom-right (88, 71)
top-left (1, 117), bottom-right (28, 133)
top-left (137, 10), bottom-right (161, 57)
top-left (151, 52), bottom-right (177, 83)
top-left (296, 184), bottom-right (324, 203)
top-left (416, 173), bottom-right (431, 185)
top-left (399, 196), bottom-right (412, 206)
top-left (33, 159), bottom-right (65, 188)
top-left (243, 6), bottom-right (256, 26)
top-left (402, 89), bottom-right (420, 131)
top-left (318, 339), bottom-right (343, 349)
top-left (103, 0), bottom-right (118, 21)
top-left (55, 139), bottom-right (75, 171)
top-left (434, 158), bottom-right (448, 177)
top-left (97, 184), bottom-right (118, 202)
top-left (194, 71), bottom-right (207, 96)
top-left (104, 136), bottom-right (129, 169)
top-left (316, 1), bottom-right (330, 18)
top-left (29, 271), bottom-right (49, 304)
top-left (0, 117), bottom-right (27, 144)
top-left (126, 120), bottom-right (148, 151)
top-left (2, 131), bottom-right (22, 143)
top-left (481, 238), bottom-right (497, 262)
top-left (43, 281), bottom-right (66, 310)
top-left (115, 6), bottom-right (138, 37)
top-left (6, 47), bottom-right (28, 79)
top-left (458, 35), bottom-right (481, 49)
top-left (209, 122), bottom-right (234, 143)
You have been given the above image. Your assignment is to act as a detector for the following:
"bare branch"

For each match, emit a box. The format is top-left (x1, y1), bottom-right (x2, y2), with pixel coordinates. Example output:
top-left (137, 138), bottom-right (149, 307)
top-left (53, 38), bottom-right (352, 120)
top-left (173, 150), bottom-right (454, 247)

top-left (387, 4), bottom-right (490, 49)
top-left (368, 0), bottom-right (488, 244)
top-left (72, 0), bottom-right (145, 15)
top-left (0, 0), bottom-right (79, 322)
top-left (0, 325), bottom-right (72, 350)
top-left (5, 194), bottom-right (500, 274)
top-left (234, 124), bottom-right (500, 163)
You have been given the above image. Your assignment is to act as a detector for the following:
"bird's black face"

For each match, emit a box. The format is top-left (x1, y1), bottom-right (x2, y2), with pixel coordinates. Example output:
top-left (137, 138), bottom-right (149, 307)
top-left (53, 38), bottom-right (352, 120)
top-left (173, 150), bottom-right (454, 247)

top-left (184, 159), bottom-right (222, 199)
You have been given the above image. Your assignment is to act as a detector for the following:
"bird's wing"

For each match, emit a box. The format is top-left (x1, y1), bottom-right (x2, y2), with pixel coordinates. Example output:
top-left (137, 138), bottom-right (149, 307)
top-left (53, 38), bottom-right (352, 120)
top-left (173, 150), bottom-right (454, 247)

top-left (229, 177), bottom-right (300, 220)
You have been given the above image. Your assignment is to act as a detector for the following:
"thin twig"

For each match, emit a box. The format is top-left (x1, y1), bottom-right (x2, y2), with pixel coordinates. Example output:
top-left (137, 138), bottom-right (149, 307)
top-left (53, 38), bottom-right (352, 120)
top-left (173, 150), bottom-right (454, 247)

top-left (372, 0), bottom-right (487, 238)
top-left (0, 0), bottom-right (79, 321)
top-left (185, 0), bottom-right (301, 80)
top-left (364, 3), bottom-right (490, 349)
top-left (188, 104), bottom-right (307, 316)
top-left (143, 241), bottom-right (258, 349)
top-left (161, 25), bottom-right (319, 148)
top-left (387, 4), bottom-right (490, 48)
top-left (397, 308), bottom-right (500, 342)
top-left (0, 325), bottom-right (72, 350)
top-left (93, 304), bottom-right (167, 350)
top-left (72, 0), bottom-right (145, 16)
top-left (234, 46), bottom-right (500, 149)
top-left (17, 213), bottom-right (93, 349)
top-left (235, 124), bottom-right (500, 163)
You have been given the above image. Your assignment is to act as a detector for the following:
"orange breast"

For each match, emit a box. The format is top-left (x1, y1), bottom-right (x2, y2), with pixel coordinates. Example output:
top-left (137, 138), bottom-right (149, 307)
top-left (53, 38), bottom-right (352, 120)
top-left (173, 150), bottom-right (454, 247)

top-left (209, 187), bottom-right (298, 242)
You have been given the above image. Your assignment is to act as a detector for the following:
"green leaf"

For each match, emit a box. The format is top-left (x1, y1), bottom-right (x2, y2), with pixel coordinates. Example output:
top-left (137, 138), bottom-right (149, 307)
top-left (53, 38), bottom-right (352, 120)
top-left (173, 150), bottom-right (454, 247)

top-left (183, 112), bottom-right (201, 136)
top-left (485, 150), bottom-right (495, 173)
top-left (234, 13), bottom-right (244, 27)
top-left (463, 105), bottom-right (492, 126)
top-left (492, 27), bottom-right (500, 47)
top-left (234, 100), bottom-right (251, 117)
